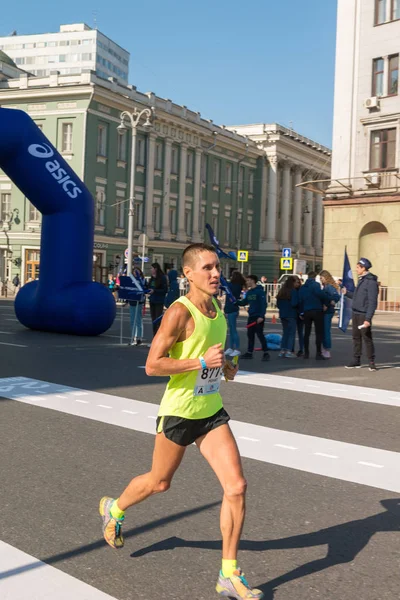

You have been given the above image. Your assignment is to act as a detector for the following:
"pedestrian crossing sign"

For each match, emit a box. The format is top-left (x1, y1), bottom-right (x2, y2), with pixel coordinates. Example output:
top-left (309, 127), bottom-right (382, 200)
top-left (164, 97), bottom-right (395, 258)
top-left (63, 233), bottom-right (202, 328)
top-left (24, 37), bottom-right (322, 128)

top-left (280, 257), bottom-right (293, 270)
top-left (238, 250), bottom-right (248, 262)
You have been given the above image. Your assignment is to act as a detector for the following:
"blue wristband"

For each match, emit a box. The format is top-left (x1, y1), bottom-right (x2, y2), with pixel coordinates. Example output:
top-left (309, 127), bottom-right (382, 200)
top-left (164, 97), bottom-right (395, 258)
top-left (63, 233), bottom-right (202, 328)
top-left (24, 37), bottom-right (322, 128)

top-left (199, 356), bottom-right (207, 370)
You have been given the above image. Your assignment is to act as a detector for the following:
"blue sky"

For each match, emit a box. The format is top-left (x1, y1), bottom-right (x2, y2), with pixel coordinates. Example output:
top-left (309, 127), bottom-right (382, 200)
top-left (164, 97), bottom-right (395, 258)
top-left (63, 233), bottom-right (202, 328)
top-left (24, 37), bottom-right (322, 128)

top-left (2, 0), bottom-right (337, 147)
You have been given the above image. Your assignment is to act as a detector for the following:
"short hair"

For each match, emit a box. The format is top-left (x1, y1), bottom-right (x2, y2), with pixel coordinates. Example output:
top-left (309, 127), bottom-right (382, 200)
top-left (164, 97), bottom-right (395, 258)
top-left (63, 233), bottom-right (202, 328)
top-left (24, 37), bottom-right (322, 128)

top-left (182, 243), bottom-right (217, 268)
top-left (246, 274), bottom-right (258, 284)
top-left (307, 271), bottom-right (317, 279)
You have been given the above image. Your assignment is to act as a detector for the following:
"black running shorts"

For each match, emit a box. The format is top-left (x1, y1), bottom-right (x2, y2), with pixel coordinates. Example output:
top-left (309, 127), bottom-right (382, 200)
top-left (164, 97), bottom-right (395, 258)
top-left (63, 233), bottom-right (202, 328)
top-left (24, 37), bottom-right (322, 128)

top-left (156, 407), bottom-right (230, 447)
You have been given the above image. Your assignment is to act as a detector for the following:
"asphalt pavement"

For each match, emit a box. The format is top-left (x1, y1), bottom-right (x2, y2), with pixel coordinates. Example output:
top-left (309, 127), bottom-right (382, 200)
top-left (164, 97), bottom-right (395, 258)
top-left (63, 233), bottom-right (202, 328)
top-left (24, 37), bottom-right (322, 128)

top-left (0, 299), bottom-right (399, 600)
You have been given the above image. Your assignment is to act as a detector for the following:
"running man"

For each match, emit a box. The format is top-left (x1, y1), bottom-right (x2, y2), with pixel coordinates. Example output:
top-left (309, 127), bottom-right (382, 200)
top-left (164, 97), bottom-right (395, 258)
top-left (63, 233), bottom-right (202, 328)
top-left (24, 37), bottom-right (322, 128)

top-left (99, 243), bottom-right (263, 600)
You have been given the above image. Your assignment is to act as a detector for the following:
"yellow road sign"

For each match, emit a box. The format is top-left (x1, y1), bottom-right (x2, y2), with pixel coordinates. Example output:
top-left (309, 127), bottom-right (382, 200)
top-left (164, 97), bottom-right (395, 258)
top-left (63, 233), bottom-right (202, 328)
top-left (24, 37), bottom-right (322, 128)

top-left (280, 257), bottom-right (293, 270)
top-left (238, 250), bottom-right (248, 262)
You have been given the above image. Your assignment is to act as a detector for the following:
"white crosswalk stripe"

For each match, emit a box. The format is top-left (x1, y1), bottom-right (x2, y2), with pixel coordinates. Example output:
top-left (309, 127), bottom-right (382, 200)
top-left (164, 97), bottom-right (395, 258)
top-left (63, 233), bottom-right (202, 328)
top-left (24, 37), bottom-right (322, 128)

top-left (1, 376), bottom-right (400, 493)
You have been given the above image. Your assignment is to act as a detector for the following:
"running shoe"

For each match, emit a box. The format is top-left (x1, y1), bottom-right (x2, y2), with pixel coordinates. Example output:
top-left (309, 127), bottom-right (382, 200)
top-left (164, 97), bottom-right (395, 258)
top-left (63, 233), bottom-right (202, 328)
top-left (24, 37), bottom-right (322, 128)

top-left (216, 569), bottom-right (264, 599)
top-left (284, 352), bottom-right (296, 358)
top-left (241, 352), bottom-right (253, 359)
top-left (369, 361), bottom-right (377, 372)
top-left (278, 350), bottom-right (285, 358)
top-left (261, 352), bottom-right (270, 362)
top-left (99, 497), bottom-right (124, 550)
top-left (296, 350), bottom-right (304, 357)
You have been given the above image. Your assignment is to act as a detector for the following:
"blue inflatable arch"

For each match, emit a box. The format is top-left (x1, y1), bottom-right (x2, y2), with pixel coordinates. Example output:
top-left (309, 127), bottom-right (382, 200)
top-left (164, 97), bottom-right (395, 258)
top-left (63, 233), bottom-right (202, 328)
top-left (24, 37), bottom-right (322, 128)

top-left (0, 107), bottom-right (116, 335)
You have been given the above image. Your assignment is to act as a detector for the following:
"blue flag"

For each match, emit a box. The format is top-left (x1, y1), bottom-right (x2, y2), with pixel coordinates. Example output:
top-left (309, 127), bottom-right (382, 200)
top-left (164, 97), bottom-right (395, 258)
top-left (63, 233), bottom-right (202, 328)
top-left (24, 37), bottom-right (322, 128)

top-left (205, 223), bottom-right (237, 261)
top-left (338, 249), bottom-right (355, 332)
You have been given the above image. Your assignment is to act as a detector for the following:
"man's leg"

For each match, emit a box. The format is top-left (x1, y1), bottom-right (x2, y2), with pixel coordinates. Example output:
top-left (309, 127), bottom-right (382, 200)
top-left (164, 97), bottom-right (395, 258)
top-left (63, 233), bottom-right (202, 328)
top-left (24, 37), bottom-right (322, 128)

top-left (314, 311), bottom-right (324, 355)
top-left (247, 319), bottom-right (256, 353)
top-left (196, 424), bottom-right (263, 598)
top-left (362, 323), bottom-right (375, 361)
top-left (255, 319), bottom-right (268, 352)
top-left (352, 313), bottom-right (362, 359)
top-left (100, 432), bottom-right (186, 549)
top-left (303, 312), bottom-right (312, 356)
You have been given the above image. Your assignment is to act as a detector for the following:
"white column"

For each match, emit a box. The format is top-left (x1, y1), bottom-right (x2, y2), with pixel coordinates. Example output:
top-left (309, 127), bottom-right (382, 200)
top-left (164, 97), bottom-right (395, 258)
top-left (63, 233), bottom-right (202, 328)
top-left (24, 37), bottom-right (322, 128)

top-left (266, 156), bottom-right (278, 242)
top-left (177, 143), bottom-right (187, 242)
top-left (260, 159), bottom-right (268, 240)
top-left (314, 183), bottom-right (324, 255)
top-left (145, 132), bottom-right (156, 237)
top-left (192, 148), bottom-right (202, 242)
top-left (280, 161), bottom-right (291, 244)
top-left (161, 138), bottom-right (172, 240)
top-left (304, 187), bottom-right (314, 252)
top-left (293, 167), bottom-right (303, 248)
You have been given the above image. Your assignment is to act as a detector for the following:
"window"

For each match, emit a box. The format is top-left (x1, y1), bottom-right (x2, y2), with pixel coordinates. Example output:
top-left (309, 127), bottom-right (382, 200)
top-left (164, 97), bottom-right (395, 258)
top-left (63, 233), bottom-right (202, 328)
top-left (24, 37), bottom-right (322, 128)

top-left (388, 54), bottom-right (399, 96)
top-left (155, 142), bottom-right (163, 170)
top-left (0, 193), bottom-right (11, 221)
top-left (224, 217), bottom-right (230, 243)
top-left (213, 161), bottom-right (220, 185)
top-left (212, 215), bottom-right (218, 233)
top-left (236, 214), bottom-right (242, 242)
top-left (375, 0), bottom-right (387, 24)
top-left (137, 139), bottom-right (145, 166)
top-left (82, 53), bottom-right (92, 61)
top-left (249, 172), bottom-right (254, 194)
top-left (97, 124), bottom-right (107, 156)
top-left (117, 133), bottom-right (127, 161)
top-left (95, 188), bottom-right (106, 225)
top-left (61, 122), bottom-right (73, 153)
top-left (239, 167), bottom-right (244, 193)
top-left (171, 147), bottom-right (179, 174)
top-left (25, 249), bottom-right (40, 282)
top-left (115, 198), bottom-right (125, 229)
top-left (152, 205), bottom-right (161, 232)
top-left (28, 202), bottom-right (40, 222)
top-left (169, 207), bottom-right (177, 234)
top-left (225, 163), bottom-right (232, 189)
top-left (134, 202), bottom-right (141, 230)
top-left (370, 128), bottom-right (396, 170)
top-left (186, 152), bottom-right (194, 178)
top-left (392, 0), bottom-right (400, 19)
top-left (372, 58), bottom-right (384, 96)
top-left (247, 220), bottom-right (253, 244)
top-left (59, 55), bottom-right (66, 62)
top-left (201, 155), bottom-right (207, 183)
top-left (185, 210), bottom-right (192, 236)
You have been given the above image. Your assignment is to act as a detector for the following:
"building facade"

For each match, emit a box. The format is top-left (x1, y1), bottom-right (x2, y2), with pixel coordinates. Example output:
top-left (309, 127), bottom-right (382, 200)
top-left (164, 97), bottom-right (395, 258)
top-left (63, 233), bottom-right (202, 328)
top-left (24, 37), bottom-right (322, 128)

top-left (227, 124), bottom-right (331, 274)
top-left (0, 24), bottom-right (129, 82)
top-left (0, 69), bottom-right (265, 285)
top-left (324, 0), bottom-right (400, 289)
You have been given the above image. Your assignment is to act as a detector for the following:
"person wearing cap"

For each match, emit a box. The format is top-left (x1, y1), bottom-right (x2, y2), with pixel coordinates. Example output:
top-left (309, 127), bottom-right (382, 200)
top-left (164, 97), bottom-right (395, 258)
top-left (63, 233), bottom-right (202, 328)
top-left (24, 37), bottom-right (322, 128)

top-left (342, 257), bottom-right (378, 371)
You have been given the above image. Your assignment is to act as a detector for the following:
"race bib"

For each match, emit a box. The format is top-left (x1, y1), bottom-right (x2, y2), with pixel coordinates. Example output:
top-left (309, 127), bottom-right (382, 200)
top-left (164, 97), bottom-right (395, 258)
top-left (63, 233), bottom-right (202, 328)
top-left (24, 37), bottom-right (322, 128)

top-left (194, 367), bottom-right (223, 396)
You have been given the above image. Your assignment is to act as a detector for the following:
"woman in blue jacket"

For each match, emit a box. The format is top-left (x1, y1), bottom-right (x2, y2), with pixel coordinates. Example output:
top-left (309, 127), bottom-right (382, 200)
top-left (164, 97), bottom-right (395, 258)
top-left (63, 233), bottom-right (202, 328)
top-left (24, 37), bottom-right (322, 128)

top-left (276, 276), bottom-right (299, 358)
top-left (224, 270), bottom-right (246, 350)
top-left (320, 270), bottom-right (340, 359)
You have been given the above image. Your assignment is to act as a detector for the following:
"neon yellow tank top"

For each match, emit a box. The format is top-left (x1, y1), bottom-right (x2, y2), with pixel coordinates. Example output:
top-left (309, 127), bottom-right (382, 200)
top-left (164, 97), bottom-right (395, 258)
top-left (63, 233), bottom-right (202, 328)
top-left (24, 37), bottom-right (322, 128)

top-left (158, 295), bottom-right (227, 419)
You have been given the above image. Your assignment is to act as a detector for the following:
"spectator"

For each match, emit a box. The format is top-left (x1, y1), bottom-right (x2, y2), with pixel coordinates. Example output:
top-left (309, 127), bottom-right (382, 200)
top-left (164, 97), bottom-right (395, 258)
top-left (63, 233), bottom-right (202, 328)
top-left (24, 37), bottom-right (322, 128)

top-left (293, 276), bottom-right (305, 356)
top-left (277, 276), bottom-right (299, 358)
top-left (128, 267), bottom-right (145, 346)
top-left (298, 271), bottom-right (329, 360)
top-left (12, 274), bottom-right (20, 294)
top-left (149, 263), bottom-right (168, 336)
top-left (237, 275), bottom-right (270, 361)
top-left (224, 270), bottom-right (246, 351)
top-left (320, 270), bottom-right (340, 359)
top-left (165, 269), bottom-right (180, 308)
top-left (343, 257), bottom-right (379, 371)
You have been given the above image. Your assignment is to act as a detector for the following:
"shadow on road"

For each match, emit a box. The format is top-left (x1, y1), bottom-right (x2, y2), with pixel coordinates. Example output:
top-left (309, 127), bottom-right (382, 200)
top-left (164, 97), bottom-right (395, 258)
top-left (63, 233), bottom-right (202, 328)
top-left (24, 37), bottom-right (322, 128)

top-left (129, 498), bottom-right (400, 597)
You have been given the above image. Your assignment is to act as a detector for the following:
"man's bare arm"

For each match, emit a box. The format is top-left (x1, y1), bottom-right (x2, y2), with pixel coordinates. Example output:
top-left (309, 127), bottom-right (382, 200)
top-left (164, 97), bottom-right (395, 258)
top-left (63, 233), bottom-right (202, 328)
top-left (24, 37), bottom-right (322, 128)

top-left (145, 303), bottom-right (224, 377)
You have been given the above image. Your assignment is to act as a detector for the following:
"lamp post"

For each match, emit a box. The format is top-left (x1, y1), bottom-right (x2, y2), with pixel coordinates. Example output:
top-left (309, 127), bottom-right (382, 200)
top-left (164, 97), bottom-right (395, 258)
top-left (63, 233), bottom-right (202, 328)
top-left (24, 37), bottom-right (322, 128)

top-left (117, 107), bottom-right (153, 275)
top-left (0, 209), bottom-right (20, 289)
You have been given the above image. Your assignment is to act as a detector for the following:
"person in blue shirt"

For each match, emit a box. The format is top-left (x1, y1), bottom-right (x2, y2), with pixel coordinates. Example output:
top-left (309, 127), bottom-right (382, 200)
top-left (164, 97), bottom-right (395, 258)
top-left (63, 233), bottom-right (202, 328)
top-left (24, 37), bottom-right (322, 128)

top-left (165, 269), bottom-right (180, 309)
top-left (128, 267), bottom-right (146, 346)
top-left (149, 263), bottom-right (168, 336)
top-left (298, 271), bottom-right (330, 360)
top-left (224, 271), bottom-right (246, 351)
top-left (237, 275), bottom-right (270, 361)
top-left (276, 276), bottom-right (299, 358)
top-left (319, 270), bottom-right (340, 359)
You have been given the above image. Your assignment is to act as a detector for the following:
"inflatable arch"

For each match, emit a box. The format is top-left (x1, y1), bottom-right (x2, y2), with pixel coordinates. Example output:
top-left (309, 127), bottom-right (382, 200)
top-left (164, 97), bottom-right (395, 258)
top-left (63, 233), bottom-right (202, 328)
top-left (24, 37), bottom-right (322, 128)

top-left (0, 107), bottom-right (116, 335)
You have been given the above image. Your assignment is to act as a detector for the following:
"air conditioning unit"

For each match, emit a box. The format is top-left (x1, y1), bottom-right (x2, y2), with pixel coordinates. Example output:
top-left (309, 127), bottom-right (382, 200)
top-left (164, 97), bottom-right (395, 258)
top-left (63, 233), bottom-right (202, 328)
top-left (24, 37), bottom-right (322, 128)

top-left (365, 96), bottom-right (380, 109)
top-left (365, 173), bottom-right (380, 187)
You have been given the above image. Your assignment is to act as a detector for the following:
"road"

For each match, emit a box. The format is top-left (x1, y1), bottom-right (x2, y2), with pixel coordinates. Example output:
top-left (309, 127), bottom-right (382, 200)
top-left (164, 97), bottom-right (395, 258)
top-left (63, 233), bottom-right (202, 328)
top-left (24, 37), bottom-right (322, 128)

top-left (0, 299), bottom-right (399, 600)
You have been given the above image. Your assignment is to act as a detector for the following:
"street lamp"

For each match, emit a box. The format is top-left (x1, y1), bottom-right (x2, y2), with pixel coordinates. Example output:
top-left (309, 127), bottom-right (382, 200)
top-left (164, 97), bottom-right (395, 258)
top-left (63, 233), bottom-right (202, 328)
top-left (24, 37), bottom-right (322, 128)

top-left (117, 107), bottom-right (154, 275)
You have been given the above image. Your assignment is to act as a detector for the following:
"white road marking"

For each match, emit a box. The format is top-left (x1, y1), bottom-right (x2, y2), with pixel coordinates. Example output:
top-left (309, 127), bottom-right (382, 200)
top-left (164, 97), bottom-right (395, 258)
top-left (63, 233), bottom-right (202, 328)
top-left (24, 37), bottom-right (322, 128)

top-left (75, 399), bottom-right (89, 404)
top-left (314, 453), bottom-right (338, 459)
top-left (122, 410), bottom-right (138, 415)
top-left (275, 444), bottom-right (297, 450)
top-left (235, 370), bottom-right (400, 408)
top-left (0, 540), bottom-right (117, 599)
top-left (0, 341), bottom-right (27, 347)
top-left (2, 376), bottom-right (400, 493)
top-left (239, 436), bottom-right (259, 442)
top-left (97, 404), bottom-right (112, 409)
